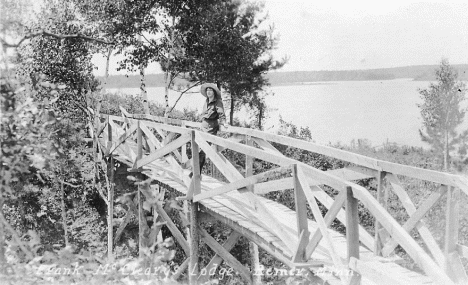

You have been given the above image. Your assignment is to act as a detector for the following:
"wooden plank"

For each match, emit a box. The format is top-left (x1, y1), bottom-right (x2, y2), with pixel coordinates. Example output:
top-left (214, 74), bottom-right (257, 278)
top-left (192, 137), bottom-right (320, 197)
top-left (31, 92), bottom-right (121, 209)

top-left (246, 136), bottom-right (261, 285)
top-left (134, 132), bottom-right (191, 169)
top-left (386, 173), bottom-right (445, 265)
top-left (445, 186), bottom-right (459, 257)
top-left (131, 116), bottom-right (191, 134)
top-left (189, 130), bottom-right (202, 285)
top-left (457, 244), bottom-right (468, 259)
top-left (153, 127), bottom-right (183, 161)
top-left (104, 111), bottom-right (468, 195)
top-left (198, 131), bottom-right (349, 191)
top-left (349, 183), bottom-right (455, 285)
top-left (107, 156), bottom-right (115, 261)
top-left (292, 230), bottom-right (310, 263)
top-left (292, 164), bottom-right (309, 262)
top-left (246, 136), bottom-right (254, 191)
top-left (312, 189), bottom-right (374, 252)
top-left (96, 116), bottom-right (109, 137)
top-left (113, 200), bottom-right (135, 244)
top-left (198, 230), bottom-right (242, 283)
top-left (195, 135), bottom-right (244, 182)
top-left (193, 166), bottom-right (292, 202)
top-left (253, 167), bottom-right (374, 195)
top-left (305, 190), bottom-right (346, 258)
top-left (252, 137), bottom-right (283, 156)
top-left (253, 177), bottom-right (294, 194)
top-left (446, 251), bottom-right (468, 284)
top-left (153, 203), bottom-right (190, 256)
top-left (444, 187), bottom-right (467, 284)
top-left (109, 121), bottom-right (138, 153)
top-left (296, 166), bottom-right (346, 285)
top-left (346, 186), bottom-right (361, 285)
top-left (140, 123), bottom-right (185, 178)
top-left (128, 113), bottom-right (202, 129)
top-left (382, 185), bottom-right (447, 257)
top-left (248, 191), bottom-right (298, 253)
top-left (349, 257), bottom-right (405, 285)
top-left (198, 226), bottom-right (252, 284)
top-left (191, 131), bottom-right (201, 195)
top-left (374, 171), bottom-right (386, 256)
top-left (225, 125), bottom-right (467, 190)
top-left (202, 204), bottom-right (297, 264)
top-left (172, 258), bottom-right (189, 281)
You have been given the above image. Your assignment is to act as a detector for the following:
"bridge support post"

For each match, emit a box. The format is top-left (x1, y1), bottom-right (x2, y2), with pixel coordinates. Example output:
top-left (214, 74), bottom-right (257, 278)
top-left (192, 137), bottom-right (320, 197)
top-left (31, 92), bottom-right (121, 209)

top-left (246, 136), bottom-right (261, 284)
top-left (346, 186), bottom-right (361, 285)
top-left (374, 171), bottom-right (386, 256)
top-left (189, 131), bottom-right (201, 285)
top-left (444, 186), bottom-right (468, 283)
top-left (107, 120), bottom-right (114, 262)
top-left (292, 164), bottom-right (309, 262)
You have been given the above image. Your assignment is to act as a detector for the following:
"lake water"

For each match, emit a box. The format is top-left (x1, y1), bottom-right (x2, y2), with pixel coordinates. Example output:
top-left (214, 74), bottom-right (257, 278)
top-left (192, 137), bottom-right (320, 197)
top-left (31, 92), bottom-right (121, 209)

top-left (108, 79), bottom-right (466, 148)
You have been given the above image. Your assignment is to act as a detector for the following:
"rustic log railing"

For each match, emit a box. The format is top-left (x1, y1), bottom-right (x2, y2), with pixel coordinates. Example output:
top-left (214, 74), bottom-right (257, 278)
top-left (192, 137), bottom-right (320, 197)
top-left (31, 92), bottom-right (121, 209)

top-left (91, 107), bottom-right (468, 285)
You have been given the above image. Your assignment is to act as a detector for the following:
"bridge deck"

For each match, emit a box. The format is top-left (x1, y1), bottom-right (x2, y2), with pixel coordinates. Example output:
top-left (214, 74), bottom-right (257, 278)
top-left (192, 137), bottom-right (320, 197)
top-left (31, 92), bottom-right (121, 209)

top-left (113, 142), bottom-right (434, 285)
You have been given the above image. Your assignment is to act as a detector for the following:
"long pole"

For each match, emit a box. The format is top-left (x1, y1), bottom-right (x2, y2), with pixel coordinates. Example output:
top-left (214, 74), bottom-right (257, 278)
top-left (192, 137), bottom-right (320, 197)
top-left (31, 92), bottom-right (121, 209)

top-left (60, 181), bottom-right (69, 247)
top-left (246, 136), bottom-right (260, 284)
top-left (107, 123), bottom-right (114, 262)
top-left (189, 131), bottom-right (201, 284)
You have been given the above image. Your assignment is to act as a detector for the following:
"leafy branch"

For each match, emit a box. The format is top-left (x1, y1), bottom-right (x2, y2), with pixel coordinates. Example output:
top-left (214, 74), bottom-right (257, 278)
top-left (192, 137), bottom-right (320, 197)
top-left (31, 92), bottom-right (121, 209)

top-left (1, 30), bottom-right (113, 48)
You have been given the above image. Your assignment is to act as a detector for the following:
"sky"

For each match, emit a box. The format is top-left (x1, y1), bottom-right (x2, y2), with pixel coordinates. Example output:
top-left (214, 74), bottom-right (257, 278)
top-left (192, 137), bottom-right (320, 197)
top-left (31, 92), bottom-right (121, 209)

top-left (92, 0), bottom-right (468, 76)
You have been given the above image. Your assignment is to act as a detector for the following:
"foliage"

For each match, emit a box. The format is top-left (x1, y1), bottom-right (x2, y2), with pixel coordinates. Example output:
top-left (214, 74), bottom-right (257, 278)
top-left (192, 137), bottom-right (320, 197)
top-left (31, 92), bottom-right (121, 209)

top-left (417, 58), bottom-right (468, 170)
top-left (173, 0), bottom-right (286, 123)
top-left (15, 0), bottom-right (100, 117)
top-left (1, 75), bottom-right (60, 197)
top-left (0, 236), bottom-right (179, 284)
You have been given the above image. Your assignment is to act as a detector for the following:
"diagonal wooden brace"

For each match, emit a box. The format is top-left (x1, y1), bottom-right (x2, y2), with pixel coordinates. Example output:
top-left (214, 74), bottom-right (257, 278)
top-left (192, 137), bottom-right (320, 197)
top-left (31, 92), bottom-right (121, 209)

top-left (198, 225), bottom-right (252, 284)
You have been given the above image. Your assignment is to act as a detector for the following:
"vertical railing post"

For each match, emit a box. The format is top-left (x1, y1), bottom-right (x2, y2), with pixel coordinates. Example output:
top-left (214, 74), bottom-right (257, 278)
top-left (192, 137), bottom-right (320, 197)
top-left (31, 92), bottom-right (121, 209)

top-left (107, 118), bottom-right (114, 261)
top-left (346, 186), bottom-right (361, 284)
top-left (136, 121), bottom-right (144, 258)
top-left (138, 36), bottom-right (150, 115)
top-left (189, 130), bottom-right (201, 285)
top-left (374, 171), bottom-right (385, 256)
top-left (444, 186), bottom-right (462, 282)
top-left (292, 164), bottom-right (309, 262)
top-left (246, 136), bottom-right (260, 284)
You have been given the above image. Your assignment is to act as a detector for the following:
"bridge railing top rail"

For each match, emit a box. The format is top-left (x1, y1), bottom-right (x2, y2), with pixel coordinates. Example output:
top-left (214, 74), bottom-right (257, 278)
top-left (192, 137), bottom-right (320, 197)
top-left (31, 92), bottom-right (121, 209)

top-left (99, 112), bottom-right (468, 195)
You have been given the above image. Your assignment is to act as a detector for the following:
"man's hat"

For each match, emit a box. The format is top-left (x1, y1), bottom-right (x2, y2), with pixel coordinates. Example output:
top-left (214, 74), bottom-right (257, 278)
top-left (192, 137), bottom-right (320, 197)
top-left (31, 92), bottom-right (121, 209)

top-left (200, 83), bottom-right (222, 100)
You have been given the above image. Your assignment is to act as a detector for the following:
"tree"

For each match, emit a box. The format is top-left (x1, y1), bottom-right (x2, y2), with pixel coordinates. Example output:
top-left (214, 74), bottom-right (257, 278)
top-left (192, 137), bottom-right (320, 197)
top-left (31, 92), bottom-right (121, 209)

top-left (417, 58), bottom-right (468, 171)
top-left (173, 0), bottom-right (287, 124)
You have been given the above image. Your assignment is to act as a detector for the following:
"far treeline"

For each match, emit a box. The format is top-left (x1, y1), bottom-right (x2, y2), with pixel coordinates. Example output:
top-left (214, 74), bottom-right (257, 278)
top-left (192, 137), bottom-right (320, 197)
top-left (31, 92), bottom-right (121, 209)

top-left (102, 64), bottom-right (468, 88)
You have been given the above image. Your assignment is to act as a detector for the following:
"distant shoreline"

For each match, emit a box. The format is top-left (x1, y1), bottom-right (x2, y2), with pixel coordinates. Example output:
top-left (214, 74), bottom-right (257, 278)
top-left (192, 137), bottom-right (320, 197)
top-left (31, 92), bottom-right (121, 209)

top-left (99, 64), bottom-right (468, 89)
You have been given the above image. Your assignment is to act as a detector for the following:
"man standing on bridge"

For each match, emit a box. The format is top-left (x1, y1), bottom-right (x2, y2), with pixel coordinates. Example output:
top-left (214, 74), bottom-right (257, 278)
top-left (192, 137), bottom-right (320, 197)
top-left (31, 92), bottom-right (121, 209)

top-left (189, 83), bottom-right (228, 179)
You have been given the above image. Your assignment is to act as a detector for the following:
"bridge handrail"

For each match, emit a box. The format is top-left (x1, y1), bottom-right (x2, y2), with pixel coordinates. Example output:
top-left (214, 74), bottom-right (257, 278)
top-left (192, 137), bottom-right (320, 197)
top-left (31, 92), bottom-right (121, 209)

top-left (101, 112), bottom-right (468, 194)
top-left (94, 110), bottom-right (463, 285)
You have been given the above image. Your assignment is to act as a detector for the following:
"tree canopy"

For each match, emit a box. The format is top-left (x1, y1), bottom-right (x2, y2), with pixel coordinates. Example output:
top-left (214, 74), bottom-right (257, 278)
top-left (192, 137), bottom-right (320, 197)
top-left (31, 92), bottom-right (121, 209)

top-left (417, 58), bottom-right (468, 170)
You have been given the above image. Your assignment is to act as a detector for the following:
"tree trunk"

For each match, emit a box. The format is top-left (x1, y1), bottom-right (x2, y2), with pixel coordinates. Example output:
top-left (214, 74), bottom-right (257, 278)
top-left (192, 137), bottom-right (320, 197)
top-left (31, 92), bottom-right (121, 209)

top-left (257, 103), bottom-right (263, 130)
top-left (164, 70), bottom-right (170, 117)
top-left (229, 97), bottom-right (235, 125)
top-left (104, 47), bottom-right (112, 89)
top-left (138, 36), bottom-right (149, 114)
top-left (0, 196), bottom-right (5, 272)
top-left (140, 67), bottom-right (149, 114)
top-left (444, 130), bottom-right (449, 171)
top-left (60, 181), bottom-right (69, 247)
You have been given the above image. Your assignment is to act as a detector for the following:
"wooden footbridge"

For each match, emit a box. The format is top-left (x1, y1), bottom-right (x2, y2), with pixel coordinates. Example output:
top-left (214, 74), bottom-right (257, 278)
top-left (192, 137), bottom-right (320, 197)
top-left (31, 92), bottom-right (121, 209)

top-left (91, 107), bottom-right (468, 285)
